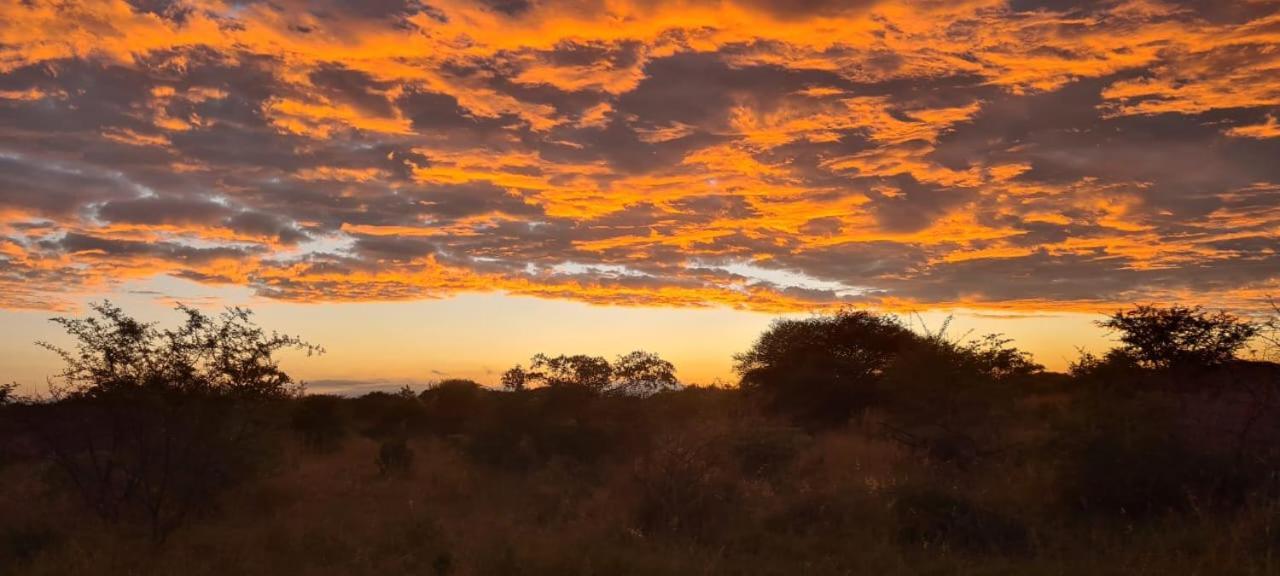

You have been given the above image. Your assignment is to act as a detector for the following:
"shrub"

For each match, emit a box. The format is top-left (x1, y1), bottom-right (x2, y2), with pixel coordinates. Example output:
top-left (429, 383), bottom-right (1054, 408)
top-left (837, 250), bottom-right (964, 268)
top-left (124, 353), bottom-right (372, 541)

top-left (420, 379), bottom-right (485, 435)
top-left (725, 425), bottom-right (809, 482)
top-left (1068, 348), bottom-right (1143, 383)
top-left (473, 388), bottom-right (642, 470)
top-left (352, 391), bottom-right (429, 439)
top-left (1058, 418), bottom-right (1251, 519)
top-left (893, 486), bottom-right (1029, 555)
top-left (0, 382), bottom-right (16, 406)
top-left (879, 337), bottom-right (1031, 466)
top-left (0, 525), bottom-right (61, 569)
top-left (24, 301), bottom-right (318, 542)
top-left (292, 395), bottom-right (347, 452)
top-left (377, 438), bottom-right (415, 477)
top-left (632, 440), bottom-right (740, 541)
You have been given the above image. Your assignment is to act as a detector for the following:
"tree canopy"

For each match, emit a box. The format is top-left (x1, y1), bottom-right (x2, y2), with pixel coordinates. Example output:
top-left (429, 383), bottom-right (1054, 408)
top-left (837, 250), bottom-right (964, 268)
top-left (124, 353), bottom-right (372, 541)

top-left (39, 302), bottom-right (321, 400)
top-left (1098, 305), bottom-right (1258, 369)
top-left (501, 350), bottom-right (678, 395)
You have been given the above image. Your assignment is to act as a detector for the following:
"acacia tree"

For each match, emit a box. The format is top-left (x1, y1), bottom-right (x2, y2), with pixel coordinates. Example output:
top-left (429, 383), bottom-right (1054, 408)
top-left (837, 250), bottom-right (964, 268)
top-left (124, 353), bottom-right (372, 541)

top-left (500, 365), bottom-right (529, 392)
top-left (735, 309), bottom-right (919, 427)
top-left (1098, 305), bottom-right (1258, 369)
top-left (28, 301), bottom-right (320, 542)
top-left (500, 351), bottom-right (678, 395)
top-left (530, 354), bottom-right (614, 391)
top-left (612, 351), bottom-right (679, 396)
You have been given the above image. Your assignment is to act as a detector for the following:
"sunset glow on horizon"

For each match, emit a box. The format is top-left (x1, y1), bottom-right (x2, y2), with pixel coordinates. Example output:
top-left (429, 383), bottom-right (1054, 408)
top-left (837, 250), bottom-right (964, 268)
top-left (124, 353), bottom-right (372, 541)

top-left (2, 0), bottom-right (1279, 392)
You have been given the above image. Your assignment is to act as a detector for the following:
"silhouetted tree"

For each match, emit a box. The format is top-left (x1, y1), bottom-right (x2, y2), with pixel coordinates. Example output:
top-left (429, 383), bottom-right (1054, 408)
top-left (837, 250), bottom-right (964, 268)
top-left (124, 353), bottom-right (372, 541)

top-left (1099, 305), bottom-right (1258, 369)
top-left (530, 354), bottom-right (613, 391)
top-left (958, 334), bottom-right (1043, 381)
top-left (0, 382), bottom-right (15, 406)
top-left (1068, 348), bottom-right (1143, 382)
top-left (27, 301), bottom-right (320, 542)
top-left (611, 351), bottom-right (679, 396)
top-left (735, 309), bottom-right (918, 427)
top-left (500, 366), bottom-right (528, 392)
top-left (501, 351), bottom-right (678, 395)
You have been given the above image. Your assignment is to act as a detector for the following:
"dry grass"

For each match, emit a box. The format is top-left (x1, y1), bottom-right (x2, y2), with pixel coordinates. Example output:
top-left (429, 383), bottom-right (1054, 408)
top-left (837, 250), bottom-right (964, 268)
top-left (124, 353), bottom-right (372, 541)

top-left (3, 389), bottom-right (1280, 576)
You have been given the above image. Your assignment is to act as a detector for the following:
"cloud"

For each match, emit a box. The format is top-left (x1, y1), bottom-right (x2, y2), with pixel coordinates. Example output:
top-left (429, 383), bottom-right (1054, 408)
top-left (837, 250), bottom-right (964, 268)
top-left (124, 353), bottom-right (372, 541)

top-left (0, 0), bottom-right (1277, 314)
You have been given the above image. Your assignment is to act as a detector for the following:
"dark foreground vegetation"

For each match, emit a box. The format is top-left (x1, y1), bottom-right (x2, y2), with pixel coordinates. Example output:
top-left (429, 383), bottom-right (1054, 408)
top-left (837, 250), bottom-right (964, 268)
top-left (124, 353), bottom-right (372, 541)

top-left (3, 302), bottom-right (1280, 575)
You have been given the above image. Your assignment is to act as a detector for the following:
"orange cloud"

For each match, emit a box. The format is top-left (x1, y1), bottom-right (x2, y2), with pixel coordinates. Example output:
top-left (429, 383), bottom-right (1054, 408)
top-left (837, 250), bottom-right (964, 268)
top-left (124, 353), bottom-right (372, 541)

top-left (0, 0), bottom-right (1276, 316)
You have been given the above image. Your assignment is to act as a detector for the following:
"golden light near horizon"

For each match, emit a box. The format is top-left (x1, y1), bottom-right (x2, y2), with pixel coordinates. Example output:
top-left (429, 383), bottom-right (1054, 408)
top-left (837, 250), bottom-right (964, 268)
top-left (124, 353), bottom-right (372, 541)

top-left (1, 0), bottom-right (1279, 390)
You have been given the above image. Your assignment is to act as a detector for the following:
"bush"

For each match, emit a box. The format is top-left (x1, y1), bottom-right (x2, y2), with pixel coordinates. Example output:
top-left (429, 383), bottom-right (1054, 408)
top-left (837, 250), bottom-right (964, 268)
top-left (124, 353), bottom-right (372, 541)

top-left (0, 525), bottom-right (61, 569)
top-left (465, 388), bottom-right (642, 470)
top-left (726, 425), bottom-right (809, 482)
top-left (1058, 420), bottom-right (1251, 519)
top-left (1068, 348), bottom-right (1143, 384)
top-left (377, 438), bottom-right (415, 477)
top-left (735, 310), bottom-right (1041, 432)
top-left (878, 334), bottom-right (1038, 467)
top-left (0, 383), bottom-right (16, 406)
top-left (420, 379), bottom-right (485, 435)
top-left (893, 486), bottom-right (1029, 555)
top-left (352, 391), bottom-right (429, 439)
top-left (632, 440), bottom-right (740, 540)
top-left (292, 395), bottom-right (347, 452)
top-left (24, 301), bottom-right (318, 542)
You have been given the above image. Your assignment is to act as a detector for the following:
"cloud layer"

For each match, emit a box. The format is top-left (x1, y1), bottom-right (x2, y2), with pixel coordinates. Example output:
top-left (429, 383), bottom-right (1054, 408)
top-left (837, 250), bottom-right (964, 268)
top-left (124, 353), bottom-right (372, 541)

top-left (1, 0), bottom-right (1278, 312)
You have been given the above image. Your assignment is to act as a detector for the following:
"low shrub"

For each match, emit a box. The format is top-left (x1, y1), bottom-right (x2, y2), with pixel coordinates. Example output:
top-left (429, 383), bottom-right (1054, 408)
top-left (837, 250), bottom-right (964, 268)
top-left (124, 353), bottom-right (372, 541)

top-left (632, 440), bottom-right (741, 541)
top-left (377, 438), bottom-right (415, 477)
top-left (420, 379), bottom-right (486, 436)
top-left (1059, 425), bottom-right (1250, 519)
top-left (0, 524), bottom-right (61, 569)
top-left (892, 486), bottom-right (1029, 555)
top-left (1054, 390), bottom-right (1261, 520)
top-left (292, 394), bottom-right (347, 452)
top-left (726, 425), bottom-right (809, 482)
top-left (352, 392), bottom-right (429, 439)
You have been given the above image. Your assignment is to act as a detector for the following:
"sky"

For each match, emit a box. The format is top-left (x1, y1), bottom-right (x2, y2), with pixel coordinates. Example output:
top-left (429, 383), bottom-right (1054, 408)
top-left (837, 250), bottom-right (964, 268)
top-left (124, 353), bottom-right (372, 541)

top-left (1, 0), bottom-right (1278, 393)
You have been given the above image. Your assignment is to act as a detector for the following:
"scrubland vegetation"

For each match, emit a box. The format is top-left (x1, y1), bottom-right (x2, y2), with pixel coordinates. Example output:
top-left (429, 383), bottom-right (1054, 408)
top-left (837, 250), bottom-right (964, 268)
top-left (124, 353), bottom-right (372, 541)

top-left (3, 302), bottom-right (1280, 574)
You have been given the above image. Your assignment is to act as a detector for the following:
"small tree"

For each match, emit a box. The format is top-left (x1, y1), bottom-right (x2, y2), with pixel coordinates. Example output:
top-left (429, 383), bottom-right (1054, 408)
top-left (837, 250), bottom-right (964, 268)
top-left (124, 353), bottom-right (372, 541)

top-left (28, 301), bottom-right (320, 542)
top-left (1098, 305), bottom-right (1258, 369)
top-left (500, 366), bottom-right (528, 392)
top-left (958, 334), bottom-right (1043, 382)
top-left (735, 309), bottom-right (918, 427)
top-left (612, 351), bottom-right (679, 396)
top-left (500, 351), bottom-right (679, 395)
top-left (528, 354), bottom-right (613, 391)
